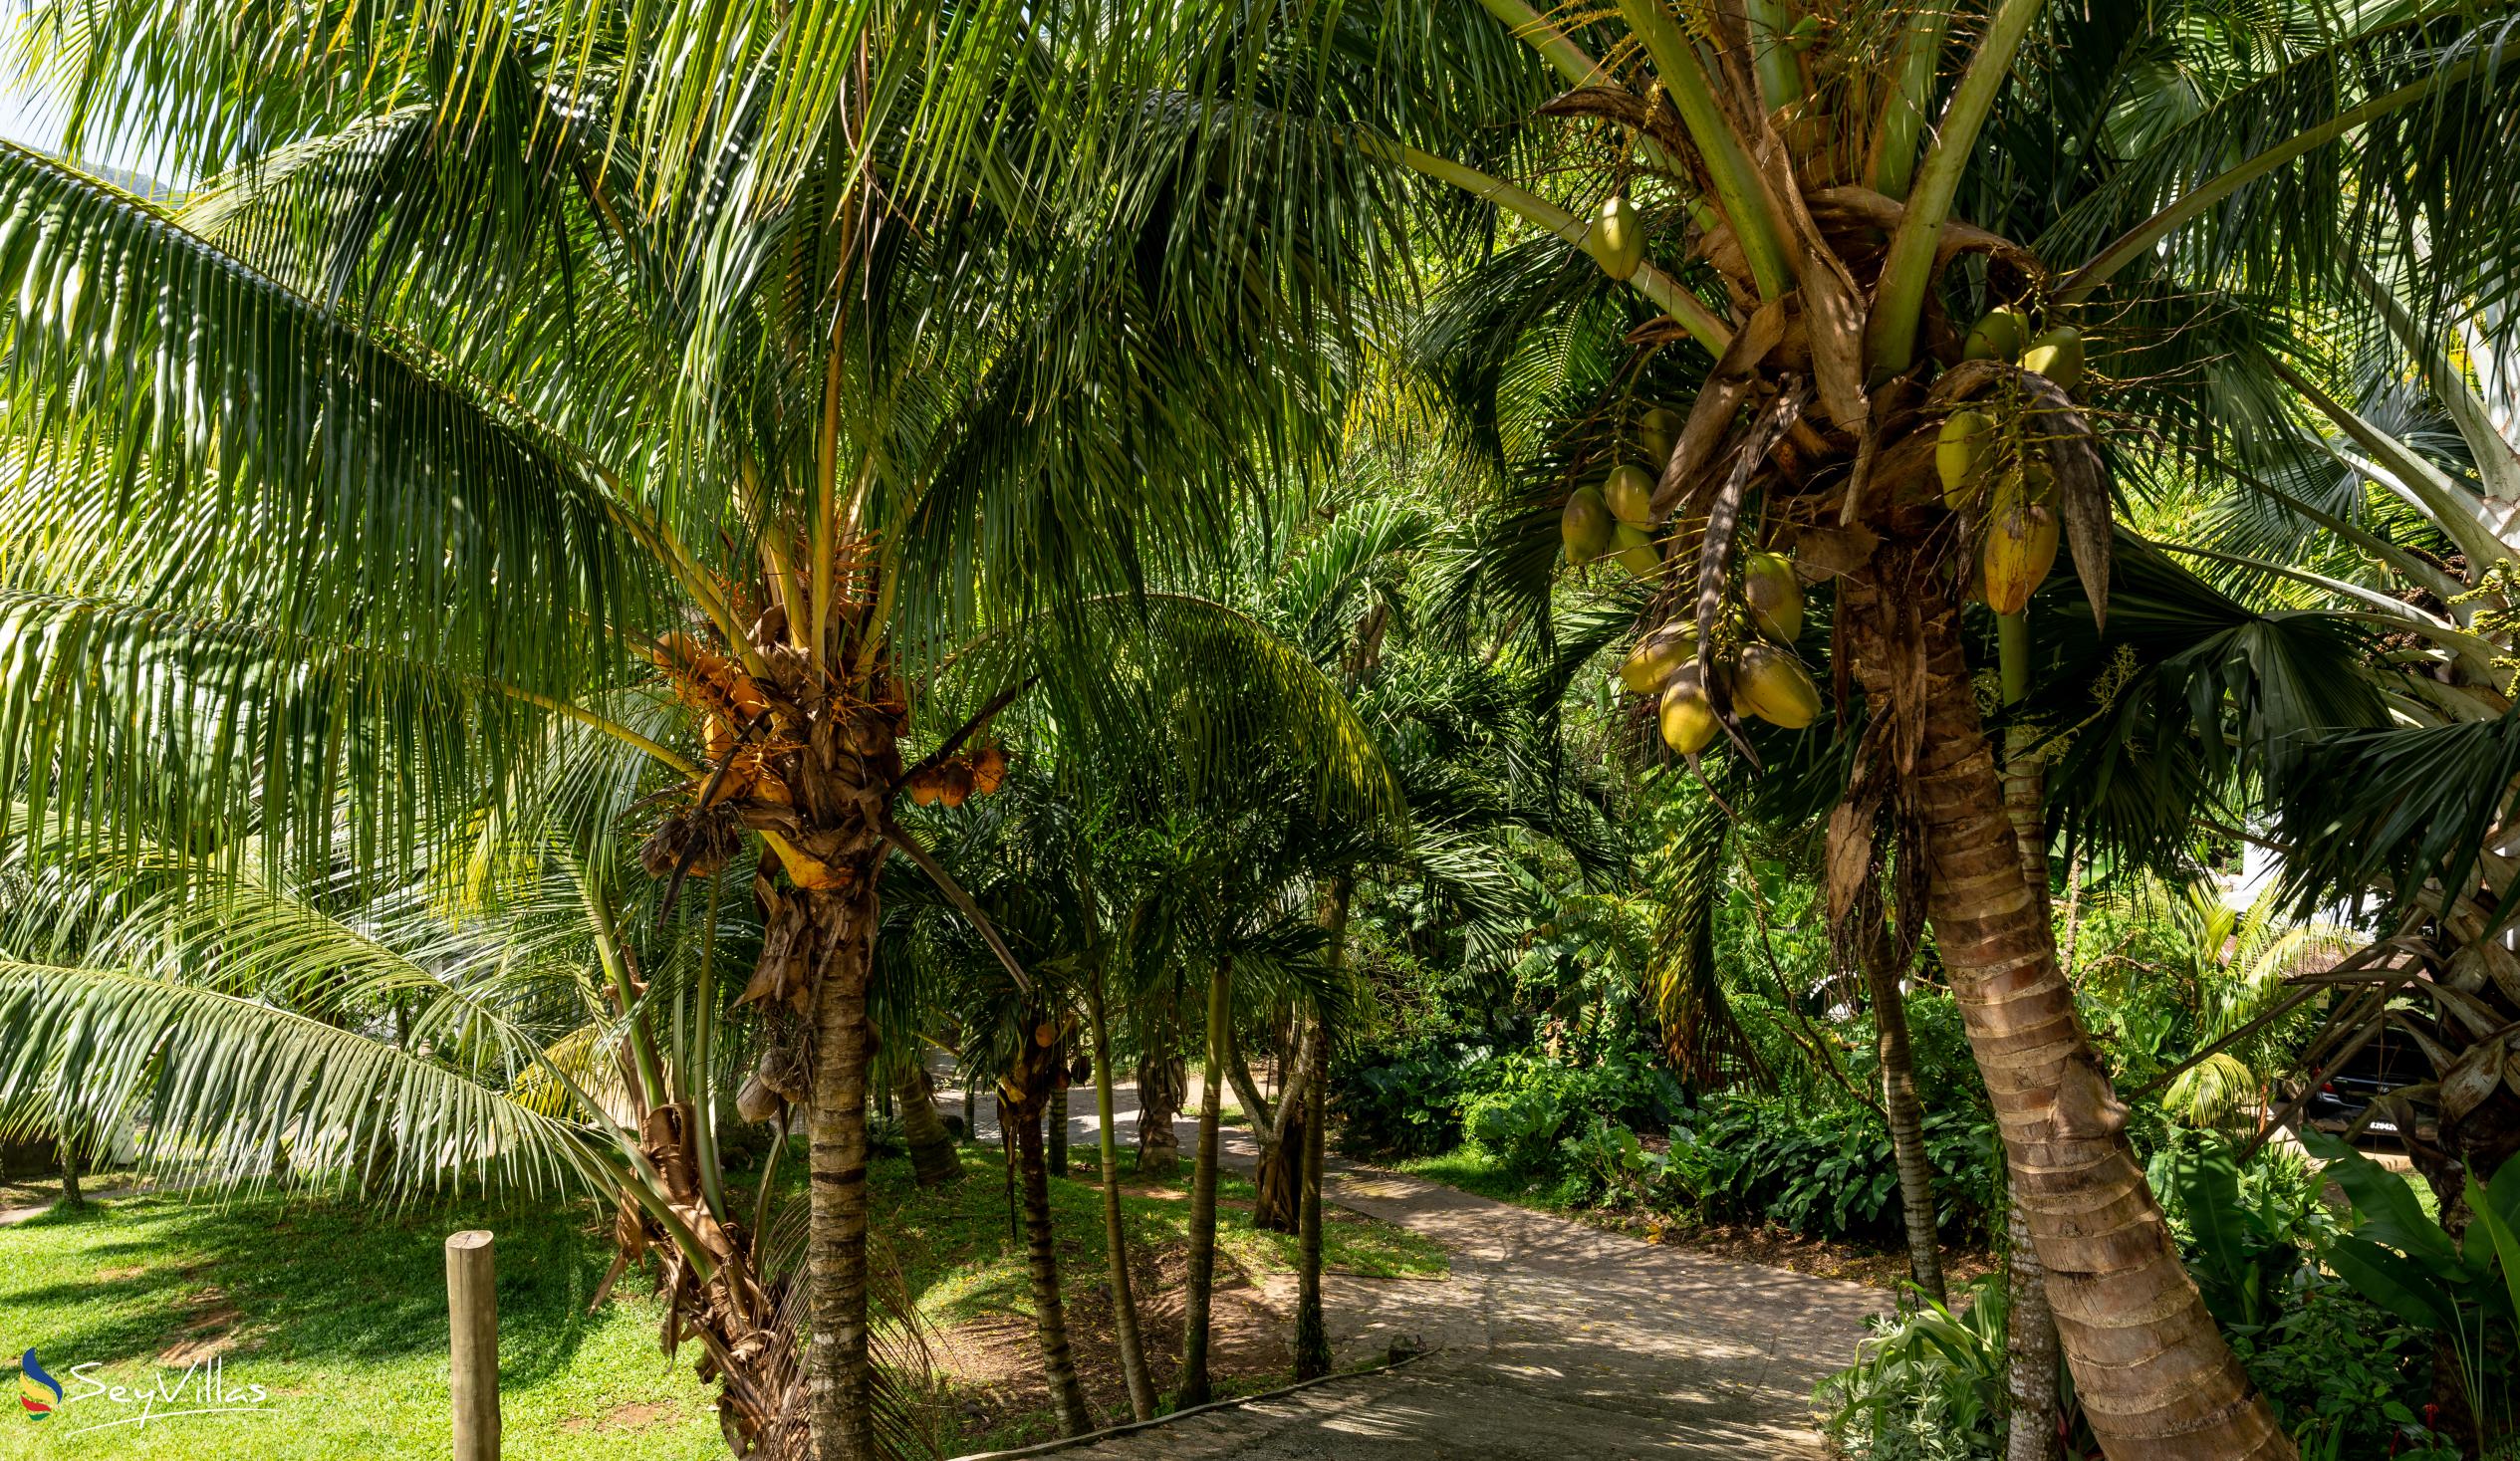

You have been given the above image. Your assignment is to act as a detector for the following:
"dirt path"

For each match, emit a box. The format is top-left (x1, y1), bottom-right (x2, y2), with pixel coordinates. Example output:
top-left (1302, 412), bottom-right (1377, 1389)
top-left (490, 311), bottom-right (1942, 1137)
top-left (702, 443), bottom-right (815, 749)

top-left (940, 1073), bottom-right (1883, 1459)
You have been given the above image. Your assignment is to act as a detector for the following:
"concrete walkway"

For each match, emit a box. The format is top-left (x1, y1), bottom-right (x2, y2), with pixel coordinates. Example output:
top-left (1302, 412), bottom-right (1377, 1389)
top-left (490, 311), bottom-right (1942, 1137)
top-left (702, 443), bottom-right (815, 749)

top-left (938, 1072), bottom-right (1883, 1459)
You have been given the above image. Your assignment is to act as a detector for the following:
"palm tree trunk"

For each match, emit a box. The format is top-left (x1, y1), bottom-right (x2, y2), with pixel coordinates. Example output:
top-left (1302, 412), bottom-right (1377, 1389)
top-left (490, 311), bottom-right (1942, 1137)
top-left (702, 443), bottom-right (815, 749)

top-left (2000, 718), bottom-right (2064, 1461)
top-left (1293, 1011), bottom-right (1331, 1378)
top-left (1294, 878), bottom-right (1350, 1379)
top-left (897, 1065), bottom-right (963, 1188)
top-left (1843, 580), bottom-right (2287, 1460)
top-left (1181, 961), bottom-right (1229, 1408)
top-left (1086, 973), bottom-right (1157, 1421)
top-left (2006, 1198), bottom-right (2064, 1461)
top-left (1860, 915), bottom-right (1945, 1304)
top-left (1240, 1019), bottom-right (1316, 1234)
top-left (1048, 1044), bottom-right (1071, 1178)
top-left (806, 886), bottom-right (879, 1461)
top-left (1014, 1080), bottom-right (1094, 1436)
top-left (1135, 1017), bottom-right (1186, 1178)
top-left (57, 1132), bottom-right (82, 1206)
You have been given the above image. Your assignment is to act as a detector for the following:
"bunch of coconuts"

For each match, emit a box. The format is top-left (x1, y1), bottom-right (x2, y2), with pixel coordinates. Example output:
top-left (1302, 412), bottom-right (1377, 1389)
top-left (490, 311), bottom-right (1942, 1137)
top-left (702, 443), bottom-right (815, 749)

top-left (1558, 400), bottom-right (1682, 578)
top-left (1558, 403), bottom-right (1822, 758)
top-left (1621, 550), bottom-right (1821, 756)
top-left (1935, 307), bottom-right (2084, 614)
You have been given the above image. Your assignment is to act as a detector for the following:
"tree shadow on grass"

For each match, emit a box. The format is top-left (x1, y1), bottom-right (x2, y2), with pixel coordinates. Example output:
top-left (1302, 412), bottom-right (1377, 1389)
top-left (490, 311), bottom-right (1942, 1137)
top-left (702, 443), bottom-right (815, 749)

top-left (0, 1188), bottom-right (618, 1391)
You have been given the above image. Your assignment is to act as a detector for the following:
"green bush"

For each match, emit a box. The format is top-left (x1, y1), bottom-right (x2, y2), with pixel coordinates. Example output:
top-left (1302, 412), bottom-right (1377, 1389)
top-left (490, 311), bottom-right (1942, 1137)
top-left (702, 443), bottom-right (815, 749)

top-left (1671, 1094), bottom-right (2000, 1243)
top-left (1334, 1041), bottom-right (1685, 1169)
top-left (1817, 1272), bottom-right (2013, 1461)
top-left (1333, 1035), bottom-right (1491, 1157)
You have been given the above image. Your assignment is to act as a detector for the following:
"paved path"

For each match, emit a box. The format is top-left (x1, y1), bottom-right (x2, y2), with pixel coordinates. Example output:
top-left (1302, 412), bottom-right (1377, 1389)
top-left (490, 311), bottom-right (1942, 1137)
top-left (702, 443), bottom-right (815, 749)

top-left (937, 1070), bottom-right (1883, 1459)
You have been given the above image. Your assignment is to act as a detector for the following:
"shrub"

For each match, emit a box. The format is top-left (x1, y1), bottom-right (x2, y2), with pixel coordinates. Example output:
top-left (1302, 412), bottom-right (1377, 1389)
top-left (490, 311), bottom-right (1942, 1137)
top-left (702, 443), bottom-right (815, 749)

top-left (1332, 1036), bottom-right (1491, 1158)
top-left (1670, 1094), bottom-right (2000, 1243)
top-left (1817, 1272), bottom-right (2011, 1461)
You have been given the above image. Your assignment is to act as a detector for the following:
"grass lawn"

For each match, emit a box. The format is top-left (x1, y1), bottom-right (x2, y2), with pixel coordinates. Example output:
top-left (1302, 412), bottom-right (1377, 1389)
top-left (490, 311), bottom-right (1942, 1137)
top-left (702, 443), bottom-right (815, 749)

top-left (0, 1139), bottom-right (1444, 1460)
top-left (0, 1185), bottom-right (725, 1460)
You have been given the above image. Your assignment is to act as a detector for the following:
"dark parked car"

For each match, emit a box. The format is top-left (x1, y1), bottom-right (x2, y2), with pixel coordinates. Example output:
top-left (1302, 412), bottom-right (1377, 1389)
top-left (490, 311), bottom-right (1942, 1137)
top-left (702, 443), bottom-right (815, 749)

top-left (2302, 1030), bottom-right (2433, 1138)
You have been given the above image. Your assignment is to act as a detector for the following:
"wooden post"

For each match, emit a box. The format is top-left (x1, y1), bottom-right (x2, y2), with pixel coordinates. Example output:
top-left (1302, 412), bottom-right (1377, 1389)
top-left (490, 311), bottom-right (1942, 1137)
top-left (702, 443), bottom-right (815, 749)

top-left (446, 1230), bottom-right (500, 1461)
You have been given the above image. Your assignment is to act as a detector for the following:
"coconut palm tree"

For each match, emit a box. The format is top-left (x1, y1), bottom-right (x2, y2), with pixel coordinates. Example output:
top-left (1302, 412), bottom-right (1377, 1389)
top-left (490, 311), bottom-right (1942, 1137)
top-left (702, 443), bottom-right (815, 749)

top-left (0, 3), bottom-right (1401, 1453)
top-left (1309, 0), bottom-right (2520, 1451)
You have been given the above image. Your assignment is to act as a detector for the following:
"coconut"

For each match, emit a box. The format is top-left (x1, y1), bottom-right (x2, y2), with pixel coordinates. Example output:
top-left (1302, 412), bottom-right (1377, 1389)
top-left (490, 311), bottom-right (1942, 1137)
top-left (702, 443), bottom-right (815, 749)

top-left (1740, 550), bottom-right (1804, 643)
top-left (1613, 523), bottom-right (1661, 579)
top-left (1734, 643), bottom-right (1822, 729)
top-left (1561, 486), bottom-right (1615, 562)
top-left (1658, 672), bottom-right (1721, 755)
top-left (1963, 308), bottom-right (2029, 363)
top-left (1639, 405), bottom-right (1684, 467)
top-left (1618, 621), bottom-right (1698, 694)
top-left (1591, 194), bottom-right (1645, 282)
top-left (1604, 463), bottom-right (1656, 526)
top-left (1785, 13), bottom-right (1823, 50)
top-left (1983, 474), bottom-right (2062, 615)
top-left (1935, 409), bottom-right (1993, 509)
top-left (2021, 326), bottom-right (2084, 391)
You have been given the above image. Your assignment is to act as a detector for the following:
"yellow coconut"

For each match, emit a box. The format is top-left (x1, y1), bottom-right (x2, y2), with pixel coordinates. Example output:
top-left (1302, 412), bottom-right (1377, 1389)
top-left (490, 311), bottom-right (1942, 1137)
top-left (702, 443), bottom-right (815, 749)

top-left (1983, 476), bottom-right (2062, 615)
top-left (1639, 405), bottom-right (1684, 467)
top-left (1618, 621), bottom-right (1698, 694)
top-left (1561, 486), bottom-right (1614, 562)
top-left (1604, 463), bottom-right (1656, 527)
top-left (1935, 409), bottom-right (1993, 509)
top-left (1658, 673), bottom-right (1721, 755)
top-left (1592, 195), bottom-right (1645, 282)
top-left (1964, 308), bottom-right (2029, 363)
top-left (2021, 326), bottom-right (2084, 391)
top-left (1734, 643), bottom-right (1822, 729)
top-left (1613, 523), bottom-right (1661, 580)
top-left (1740, 550), bottom-right (1804, 643)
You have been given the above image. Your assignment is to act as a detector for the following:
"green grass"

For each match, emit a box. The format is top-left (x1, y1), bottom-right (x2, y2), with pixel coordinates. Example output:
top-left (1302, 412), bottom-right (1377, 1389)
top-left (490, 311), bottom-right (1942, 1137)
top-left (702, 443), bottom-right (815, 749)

top-left (0, 1187), bottom-right (724, 1460)
top-left (0, 1142), bottom-right (1443, 1460)
top-left (1395, 1144), bottom-right (1568, 1210)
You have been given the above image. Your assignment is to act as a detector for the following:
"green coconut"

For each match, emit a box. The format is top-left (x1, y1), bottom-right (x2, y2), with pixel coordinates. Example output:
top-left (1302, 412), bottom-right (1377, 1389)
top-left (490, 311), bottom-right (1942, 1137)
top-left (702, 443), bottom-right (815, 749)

top-left (1740, 550), bottom-right (1804, 643)
top-left (1592, 194), bottom-right (1645, 282)
top-left (1604, 463), bottom-right (1656, 527)
top-left (1612, 522), bottom-right (1661, 579)
top-left (2021, 326), bottom-right (2084, 391)
top-left (1639, 405), bottom-right (1684, 467)
top-left (1935, 409), bottom-right (1993, 509)
top-left (1658, 672), bottom-right (1721, 756)
top-left (1734, 643), bottom-right (1822, 729)
top-left (1963, 308), bottom-right (2029, 363)
top-left (1785, 13), bottom-right (1823, 51)
top-left (1561, 486), bottom-right (1615, 563)
top-left (1618, 622), bottom-right (1698, 695)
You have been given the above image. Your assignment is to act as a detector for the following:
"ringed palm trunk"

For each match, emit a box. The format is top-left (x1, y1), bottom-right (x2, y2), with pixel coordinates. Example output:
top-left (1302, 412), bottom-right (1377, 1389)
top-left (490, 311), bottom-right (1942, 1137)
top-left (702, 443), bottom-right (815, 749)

top-left (1012, 1068), bottom-right (1094, 1436)
top-left (805, 882), bottom-right (882, 1461)
top-left (1859, 912), bottom-right (1945, 1305)
top-left (1086, 973), bottom-right (1157, 1421)
top-left (2000, 706), bottom-right (2064, 1461)
top-left (1234, 1019), bottom-right (1316, 1234)
top-left (1048, 1039), bottom-right (1072, 1178)
top-left (1842, 577), bottom-right (2284, 1458)
top-left (1180, 961), bottom-right (1231, 1407)
top-left (1293, 1013), bottom-right (1332, 1379)
top-left (57, 1132), bottom-right (82, 1207)
top-left (1294, 879), bottom-right (1349, 1379)
top-left (1134, 1017), bottom-right (1187, 1178)
top-left (897, 1064), bottom-right (963, 1188)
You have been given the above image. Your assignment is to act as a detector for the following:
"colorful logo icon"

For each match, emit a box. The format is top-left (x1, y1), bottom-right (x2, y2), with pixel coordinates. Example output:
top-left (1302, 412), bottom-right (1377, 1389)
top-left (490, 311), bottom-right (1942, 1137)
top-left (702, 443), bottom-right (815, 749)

top-left (18, 1349), bottom-right (62, 1420)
